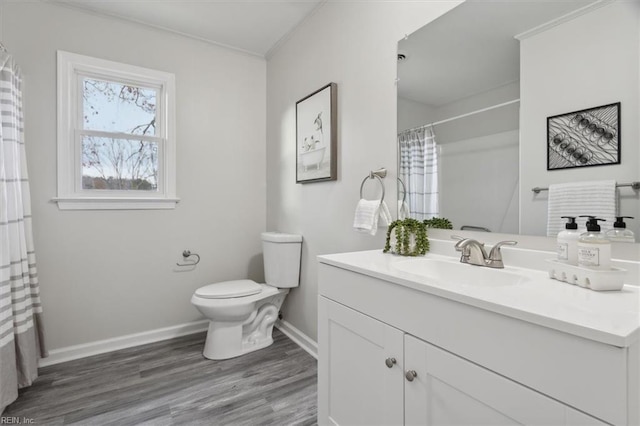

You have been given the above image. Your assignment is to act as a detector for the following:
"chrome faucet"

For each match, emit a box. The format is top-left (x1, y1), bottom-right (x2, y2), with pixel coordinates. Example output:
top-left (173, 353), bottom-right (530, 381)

top-left (453, 236), bottom-right (517, 268)
top-left (454, 238), bottom-right (487, 266)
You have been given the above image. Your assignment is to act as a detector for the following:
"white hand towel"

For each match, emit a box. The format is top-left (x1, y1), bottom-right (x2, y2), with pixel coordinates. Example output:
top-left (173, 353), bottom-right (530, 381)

top-left (547, 180), bottom-right (617, 237)
top-left (379, 201), bottom-right (393, 227)
top-left (353, 199), bottom-right (381, 235)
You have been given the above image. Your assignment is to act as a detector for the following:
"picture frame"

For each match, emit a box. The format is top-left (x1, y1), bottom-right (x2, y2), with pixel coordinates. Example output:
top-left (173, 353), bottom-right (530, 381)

top-left (547, 102), bottom-right (621, 170)
top-left (296, 82), bottom-right (337, 183)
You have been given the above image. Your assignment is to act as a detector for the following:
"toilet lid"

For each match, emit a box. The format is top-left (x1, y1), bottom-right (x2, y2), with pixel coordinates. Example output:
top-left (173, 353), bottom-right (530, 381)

top-left (195, 280), bottom-right (262, 299)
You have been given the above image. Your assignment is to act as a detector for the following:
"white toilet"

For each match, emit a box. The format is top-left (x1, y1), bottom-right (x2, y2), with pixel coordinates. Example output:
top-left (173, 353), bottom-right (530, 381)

top-left (191, 232), bottom-right (302, 360)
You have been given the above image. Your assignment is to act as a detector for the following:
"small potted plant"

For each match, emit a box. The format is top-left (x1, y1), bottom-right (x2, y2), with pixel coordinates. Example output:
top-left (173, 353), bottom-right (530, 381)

top-left (384, 218), bottom-right (429, 256)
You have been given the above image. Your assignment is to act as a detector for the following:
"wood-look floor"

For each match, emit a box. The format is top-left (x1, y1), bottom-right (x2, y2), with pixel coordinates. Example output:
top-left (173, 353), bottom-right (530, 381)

top-left (4, 329), bottom-right (317, 425)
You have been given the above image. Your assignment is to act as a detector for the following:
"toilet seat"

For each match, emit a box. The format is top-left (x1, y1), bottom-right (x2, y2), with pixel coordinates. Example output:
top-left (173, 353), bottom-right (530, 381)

top-left (195, 280), bottom-right (262, 299)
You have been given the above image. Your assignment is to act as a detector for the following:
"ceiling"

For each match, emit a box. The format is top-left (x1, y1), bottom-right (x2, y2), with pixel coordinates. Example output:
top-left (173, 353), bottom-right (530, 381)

top-left (397, 0), bottom-right (600, 107)
top-left (48, 0), bottom-right (324, 57)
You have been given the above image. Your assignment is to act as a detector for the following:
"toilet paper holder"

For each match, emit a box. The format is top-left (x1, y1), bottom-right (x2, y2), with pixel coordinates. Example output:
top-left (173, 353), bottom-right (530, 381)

top-left (177, 250), bottom-right (201, 266)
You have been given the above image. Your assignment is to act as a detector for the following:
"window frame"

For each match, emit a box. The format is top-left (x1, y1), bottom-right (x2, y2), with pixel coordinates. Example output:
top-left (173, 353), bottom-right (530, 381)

top-left (56, 51), bottom-right (178, 210)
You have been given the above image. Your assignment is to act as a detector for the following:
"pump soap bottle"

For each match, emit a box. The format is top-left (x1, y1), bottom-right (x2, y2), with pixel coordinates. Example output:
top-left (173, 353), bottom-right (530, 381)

top-left (557, 216), bottom-right (580, 265)
top-left (577, 216), bottom-right (611, 270)
top-left (605, 216), bottom-right (635, 243)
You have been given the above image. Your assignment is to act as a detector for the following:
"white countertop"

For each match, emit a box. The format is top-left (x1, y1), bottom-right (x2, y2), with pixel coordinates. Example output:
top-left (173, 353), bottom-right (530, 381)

top-left (318, 248), bottom-right (640, 347)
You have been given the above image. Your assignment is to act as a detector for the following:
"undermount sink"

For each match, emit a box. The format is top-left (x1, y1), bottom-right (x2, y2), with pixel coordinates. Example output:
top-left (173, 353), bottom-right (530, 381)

top-left (393, 257), bottom-right (530, 287)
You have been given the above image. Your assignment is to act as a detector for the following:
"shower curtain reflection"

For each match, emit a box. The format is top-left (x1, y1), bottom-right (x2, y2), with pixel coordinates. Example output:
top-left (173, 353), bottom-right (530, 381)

top-left (398, 126), bottom-right (439, 221)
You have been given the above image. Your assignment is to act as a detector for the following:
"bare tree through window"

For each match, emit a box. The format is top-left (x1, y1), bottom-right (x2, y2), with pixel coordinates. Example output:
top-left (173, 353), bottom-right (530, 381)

top-left (81, 77), bottom-right (159, 191)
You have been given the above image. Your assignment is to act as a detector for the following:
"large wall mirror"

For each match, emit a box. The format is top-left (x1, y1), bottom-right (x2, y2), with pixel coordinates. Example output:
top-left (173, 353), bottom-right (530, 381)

top-left (397, 0), bottom-right (640, 240)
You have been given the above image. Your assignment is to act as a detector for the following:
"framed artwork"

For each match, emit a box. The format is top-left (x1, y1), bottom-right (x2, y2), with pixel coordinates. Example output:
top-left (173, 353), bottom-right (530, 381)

top-left (296, 83), bottom-right (337, 183)
top-left (547, 102), bottom-right (620, 170)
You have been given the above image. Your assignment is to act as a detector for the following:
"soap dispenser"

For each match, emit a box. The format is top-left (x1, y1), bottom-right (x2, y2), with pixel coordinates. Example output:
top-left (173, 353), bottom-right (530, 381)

top-left (605, 216), bottom-right (635, 243)
top-left (557, 216), bottom-right (580, 265)
top-left (577, 216), bottom-right (611, 270)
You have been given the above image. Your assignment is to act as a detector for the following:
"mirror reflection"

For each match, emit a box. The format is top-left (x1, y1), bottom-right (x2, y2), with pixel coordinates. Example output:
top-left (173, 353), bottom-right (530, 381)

top-left (397, 0), bottom-right (640, 238)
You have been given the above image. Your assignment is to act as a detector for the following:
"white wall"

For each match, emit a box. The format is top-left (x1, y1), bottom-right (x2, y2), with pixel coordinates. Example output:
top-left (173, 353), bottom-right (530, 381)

top-left (440, 130), bottom-right (519, 233)
top-left (398, 96), bottom-right (435, 131)
top-left (399, 81), bottom-right (519, 137)
top-left (428, 81), bottom-right (519, 144)
top-left (1, 2), bottom-right (267, 350)
top-left (399, 83), bottom-right (519, 233)
top-left (520, 1), bottom-right (640, 236)
top-left (266, 1), bottom-right (461, 341)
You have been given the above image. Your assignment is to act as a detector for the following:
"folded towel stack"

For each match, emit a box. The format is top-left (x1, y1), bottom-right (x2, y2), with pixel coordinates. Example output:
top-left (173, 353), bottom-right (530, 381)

top-left (546, 180), bottom-right (617, 237)
top-left (353, 199), bottom-right (393, 235)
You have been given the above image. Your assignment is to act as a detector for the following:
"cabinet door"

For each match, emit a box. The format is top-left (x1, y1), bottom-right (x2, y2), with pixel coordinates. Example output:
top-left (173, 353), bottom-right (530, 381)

top-left (404, 335), bottom-right (606, 426)
top-left (318, 296), bottom-right (404, 426)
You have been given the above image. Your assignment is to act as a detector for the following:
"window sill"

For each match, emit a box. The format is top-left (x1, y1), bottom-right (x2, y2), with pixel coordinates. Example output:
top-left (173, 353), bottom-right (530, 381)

top-left (52, 197), bottom-right (180, 210)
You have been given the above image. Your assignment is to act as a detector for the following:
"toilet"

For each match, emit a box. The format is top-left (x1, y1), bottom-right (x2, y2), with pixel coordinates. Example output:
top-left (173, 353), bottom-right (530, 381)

top-left (191, 232), bottom-right (302, 360)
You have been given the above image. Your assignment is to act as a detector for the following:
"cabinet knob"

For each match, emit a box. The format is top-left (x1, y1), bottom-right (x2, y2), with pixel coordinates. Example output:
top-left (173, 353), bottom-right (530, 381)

top-left (405, 370), bottom-right (418, 382)
top-left (385, 357), bottom-right (397, 368)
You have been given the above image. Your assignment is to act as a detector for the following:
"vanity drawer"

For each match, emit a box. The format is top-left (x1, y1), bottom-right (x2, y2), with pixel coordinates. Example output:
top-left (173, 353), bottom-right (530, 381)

top-left (319, 263), bottom-right (628, 425)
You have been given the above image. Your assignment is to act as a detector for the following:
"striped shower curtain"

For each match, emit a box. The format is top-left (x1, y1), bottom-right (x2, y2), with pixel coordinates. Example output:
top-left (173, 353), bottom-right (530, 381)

top-left (398, 126), bottom-right (439, 221)
top-left (0, 50), bottom-right (46, 414)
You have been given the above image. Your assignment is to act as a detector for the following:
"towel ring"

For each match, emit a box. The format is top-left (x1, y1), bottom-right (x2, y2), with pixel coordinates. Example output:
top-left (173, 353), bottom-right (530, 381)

top-left (360, 174), bottom-right (385, 205)
top-left (397, 178), bottom-right (407, 204)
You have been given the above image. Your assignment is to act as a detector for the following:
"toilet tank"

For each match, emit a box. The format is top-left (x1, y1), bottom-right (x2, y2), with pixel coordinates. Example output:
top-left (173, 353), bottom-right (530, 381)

top-left (261, 232), bottom-right (302, 288)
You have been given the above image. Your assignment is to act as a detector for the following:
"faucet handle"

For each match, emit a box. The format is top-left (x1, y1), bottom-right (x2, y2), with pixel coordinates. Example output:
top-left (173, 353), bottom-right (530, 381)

top-left (455, 238), bottom-right (485, 252)
top-left (488, 240), bottom-right (517, 261)
top-left (452, 236), bottom-right (465, 252)
top-left (452, 235), bottom-right (464, 251)
top-left (453, 237), bottom-right (477, 252)
top-left (454, 238), bottom-right (488, 266)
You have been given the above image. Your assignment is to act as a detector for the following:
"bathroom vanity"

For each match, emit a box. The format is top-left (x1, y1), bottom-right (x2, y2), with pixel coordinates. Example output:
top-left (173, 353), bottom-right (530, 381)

top-left (317, 242), bottom-right (640, 425)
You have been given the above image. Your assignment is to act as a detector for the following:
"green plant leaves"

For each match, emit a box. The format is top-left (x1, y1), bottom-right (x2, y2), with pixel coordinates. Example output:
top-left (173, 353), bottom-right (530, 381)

top-left (383, 218), bottom-right (429, 256)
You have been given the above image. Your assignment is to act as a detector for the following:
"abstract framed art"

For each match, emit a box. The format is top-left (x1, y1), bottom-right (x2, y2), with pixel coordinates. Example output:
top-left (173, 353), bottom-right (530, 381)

top-left (296, 83), bottom-right (337, 183)
top-left (547, 102), bottom-right (620, 170)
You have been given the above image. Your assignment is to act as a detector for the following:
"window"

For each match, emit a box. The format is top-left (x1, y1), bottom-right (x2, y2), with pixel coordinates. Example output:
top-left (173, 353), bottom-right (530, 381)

top-left (56, 51), bottom-right (177, 210)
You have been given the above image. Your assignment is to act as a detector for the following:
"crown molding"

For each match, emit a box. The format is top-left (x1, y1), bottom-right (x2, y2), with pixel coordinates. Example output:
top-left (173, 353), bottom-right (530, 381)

top-left (515, 0), bottom-right (616, 41)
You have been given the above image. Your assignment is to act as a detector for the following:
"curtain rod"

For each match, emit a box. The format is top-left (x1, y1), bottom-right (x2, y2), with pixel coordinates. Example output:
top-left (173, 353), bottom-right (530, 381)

top-left (401, 98), bottom-right (520, 134)
top-left (532, 181), bottom-right (640, 194)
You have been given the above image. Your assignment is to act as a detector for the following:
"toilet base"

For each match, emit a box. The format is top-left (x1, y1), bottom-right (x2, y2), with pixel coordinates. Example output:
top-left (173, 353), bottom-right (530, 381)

top-left (202, 323), bottom-right (275, 360)
top-left (201, 292), bottom-right (286, 360)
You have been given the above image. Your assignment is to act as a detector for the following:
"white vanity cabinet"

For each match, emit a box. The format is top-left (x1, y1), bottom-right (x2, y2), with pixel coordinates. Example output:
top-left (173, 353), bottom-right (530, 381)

top-left (319, 297), bottom-right (605, 426)
top-left (403, 333), bottom-right (605, 426)
top-left (318, 256), bottom-right (639, 426)
top-left (318, 296), bottom-right (404, 426)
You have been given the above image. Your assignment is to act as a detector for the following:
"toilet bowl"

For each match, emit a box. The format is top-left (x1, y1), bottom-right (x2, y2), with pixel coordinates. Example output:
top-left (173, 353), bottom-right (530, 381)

top-left (191, 232), bottom-right (302, 360)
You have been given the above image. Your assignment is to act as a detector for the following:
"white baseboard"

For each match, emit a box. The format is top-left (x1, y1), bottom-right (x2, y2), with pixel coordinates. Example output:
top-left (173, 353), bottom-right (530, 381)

top-left (39, 320), bottom-right (209, 367)
top-left (275, 319), bottom-right (318, 359)
top-left (39, 318), bottom-right (318, 368)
